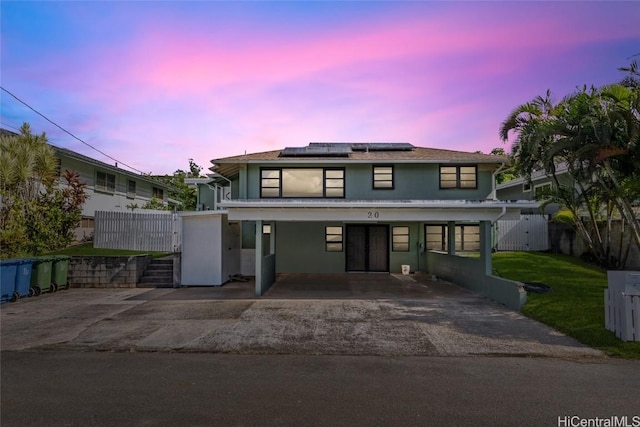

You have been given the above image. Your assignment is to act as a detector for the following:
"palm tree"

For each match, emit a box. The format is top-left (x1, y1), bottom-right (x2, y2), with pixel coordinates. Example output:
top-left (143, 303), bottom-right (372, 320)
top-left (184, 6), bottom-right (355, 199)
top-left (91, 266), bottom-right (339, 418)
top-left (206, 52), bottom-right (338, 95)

top-left (499, 85), bottom-right (640, 268)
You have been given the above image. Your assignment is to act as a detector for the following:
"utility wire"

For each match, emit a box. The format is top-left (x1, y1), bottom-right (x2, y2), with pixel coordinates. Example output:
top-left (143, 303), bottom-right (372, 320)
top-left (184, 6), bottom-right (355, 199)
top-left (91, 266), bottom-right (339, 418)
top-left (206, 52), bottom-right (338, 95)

top-left (1, 86), bottom-right (147, 175)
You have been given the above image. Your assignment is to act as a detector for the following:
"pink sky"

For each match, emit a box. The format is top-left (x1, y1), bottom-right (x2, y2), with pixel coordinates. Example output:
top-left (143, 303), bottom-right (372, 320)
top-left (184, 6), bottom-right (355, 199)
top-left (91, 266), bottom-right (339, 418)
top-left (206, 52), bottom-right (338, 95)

top-left (1, 1), bottom-right (638, 175)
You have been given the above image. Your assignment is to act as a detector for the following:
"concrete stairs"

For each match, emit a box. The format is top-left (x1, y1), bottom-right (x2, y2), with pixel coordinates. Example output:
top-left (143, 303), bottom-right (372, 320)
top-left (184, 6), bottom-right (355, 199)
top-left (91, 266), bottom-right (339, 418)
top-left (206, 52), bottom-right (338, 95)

top-left (137, 259), bottom-right (174, 288)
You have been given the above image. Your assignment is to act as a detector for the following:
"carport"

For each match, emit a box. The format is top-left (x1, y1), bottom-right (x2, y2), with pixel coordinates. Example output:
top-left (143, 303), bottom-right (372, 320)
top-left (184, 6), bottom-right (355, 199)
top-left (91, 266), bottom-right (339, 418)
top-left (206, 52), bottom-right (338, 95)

top-left (222, 199), bottom-right (536, 310)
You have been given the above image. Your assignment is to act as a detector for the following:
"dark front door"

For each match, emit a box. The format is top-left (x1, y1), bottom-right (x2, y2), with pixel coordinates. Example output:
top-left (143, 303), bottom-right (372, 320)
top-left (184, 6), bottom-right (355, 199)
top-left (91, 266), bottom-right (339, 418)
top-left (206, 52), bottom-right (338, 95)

top-left (346, 225), bottom-right (389, 272)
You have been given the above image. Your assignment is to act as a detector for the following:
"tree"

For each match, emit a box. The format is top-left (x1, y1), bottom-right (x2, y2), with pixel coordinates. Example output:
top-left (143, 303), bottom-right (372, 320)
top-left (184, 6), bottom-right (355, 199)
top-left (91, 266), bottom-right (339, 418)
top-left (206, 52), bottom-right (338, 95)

top-left (488, 147), bottom-right (517, 184)
top-left (149, 159), bottom-right (203, 211)
top-left (0, 124), bottom-right (87, 257)
top-left (499, 78), bottom-right (640, 269)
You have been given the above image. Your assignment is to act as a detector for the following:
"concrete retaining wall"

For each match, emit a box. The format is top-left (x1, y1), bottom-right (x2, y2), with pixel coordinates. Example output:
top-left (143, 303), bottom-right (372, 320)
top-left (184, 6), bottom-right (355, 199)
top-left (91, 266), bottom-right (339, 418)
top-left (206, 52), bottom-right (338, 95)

top-left (426, 251), bottom-right (527, 311)
top-left (69, 255), bottom-right (152, 288)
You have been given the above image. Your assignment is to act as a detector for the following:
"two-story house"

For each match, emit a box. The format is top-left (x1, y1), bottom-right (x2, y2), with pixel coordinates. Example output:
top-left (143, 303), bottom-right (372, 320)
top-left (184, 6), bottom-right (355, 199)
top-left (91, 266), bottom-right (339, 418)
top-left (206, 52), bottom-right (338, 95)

top-left (182, 142), bottom-right (537, 309)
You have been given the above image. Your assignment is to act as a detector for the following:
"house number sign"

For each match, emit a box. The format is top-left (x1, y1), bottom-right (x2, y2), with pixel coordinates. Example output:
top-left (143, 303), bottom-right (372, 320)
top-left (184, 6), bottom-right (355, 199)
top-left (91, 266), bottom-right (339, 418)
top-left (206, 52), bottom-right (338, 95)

top-left (367, 211), bottom-right (380, 219)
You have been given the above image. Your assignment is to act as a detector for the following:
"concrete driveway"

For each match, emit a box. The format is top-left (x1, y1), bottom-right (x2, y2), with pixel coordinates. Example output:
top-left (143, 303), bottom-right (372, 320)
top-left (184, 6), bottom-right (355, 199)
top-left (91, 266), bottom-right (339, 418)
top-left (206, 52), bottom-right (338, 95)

top-left (1, 274), bottom-right (603, 358)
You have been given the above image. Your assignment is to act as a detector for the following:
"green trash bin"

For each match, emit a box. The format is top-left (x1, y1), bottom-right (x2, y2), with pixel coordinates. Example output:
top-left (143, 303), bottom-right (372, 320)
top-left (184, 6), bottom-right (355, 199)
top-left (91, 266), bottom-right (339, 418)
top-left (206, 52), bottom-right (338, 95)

top-left (51, 255), bottom-right (71, 290)
top-left (30, 256), bottom-right (56, 295)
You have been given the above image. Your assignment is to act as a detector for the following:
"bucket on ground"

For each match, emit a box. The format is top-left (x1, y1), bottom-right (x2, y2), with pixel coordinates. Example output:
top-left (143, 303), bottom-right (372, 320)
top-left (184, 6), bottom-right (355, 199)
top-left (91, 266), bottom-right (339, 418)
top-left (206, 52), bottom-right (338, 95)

top-left (401, 265), bottom-right (410, 275)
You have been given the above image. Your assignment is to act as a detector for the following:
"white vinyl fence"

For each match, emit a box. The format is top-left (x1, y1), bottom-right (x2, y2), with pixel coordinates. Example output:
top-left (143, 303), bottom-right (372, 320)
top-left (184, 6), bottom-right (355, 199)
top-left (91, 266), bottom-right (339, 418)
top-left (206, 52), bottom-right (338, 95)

top-left (494, 214), bottom-right (549, 251)
top-left (605, 271), bottom-right (640, 342)
top-left (94, 211), bottom-right (182, 252)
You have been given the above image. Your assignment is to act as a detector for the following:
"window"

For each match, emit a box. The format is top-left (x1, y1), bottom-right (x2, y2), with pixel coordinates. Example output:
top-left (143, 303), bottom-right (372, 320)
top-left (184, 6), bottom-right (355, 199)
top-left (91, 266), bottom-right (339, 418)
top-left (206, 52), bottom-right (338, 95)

top-left (534, 183), bottom-right (552, 200)
top-left (96, 171), bottom-right (115, 193)
top-left (283, 169), bottom-right (323, 197)
top-left (373, 166), bottom-right (393, 189)
top-left (80, 217), bottom-right (95, 228)
top-left (425, 224), bottom-right (480, 252)
top-left (325, 226), bottom-right (343, 252)
top-left (260, 168), bottom-right (344, 198)
top-left (392, 226), bottom-right (410, 251)
top-left (439, 165), bottom-right (477, 189)
top-left (153, 187), bottom-right (164, 200)
top-left (523, 182), bottom-right (532, 192)
top-left (324, 169), bottom-right (344, 198)
top-left (426, 225), bottom-right (446, 251)
top-left (127, 180), bottom-right (136, 198)
top-left (261, 169), bottom-right (281, 198)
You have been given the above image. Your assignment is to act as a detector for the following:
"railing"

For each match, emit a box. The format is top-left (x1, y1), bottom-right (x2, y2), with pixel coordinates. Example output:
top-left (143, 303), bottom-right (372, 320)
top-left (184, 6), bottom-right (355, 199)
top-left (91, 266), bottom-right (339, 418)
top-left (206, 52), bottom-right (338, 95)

top-left (94, 211), bottom-right (182, 252)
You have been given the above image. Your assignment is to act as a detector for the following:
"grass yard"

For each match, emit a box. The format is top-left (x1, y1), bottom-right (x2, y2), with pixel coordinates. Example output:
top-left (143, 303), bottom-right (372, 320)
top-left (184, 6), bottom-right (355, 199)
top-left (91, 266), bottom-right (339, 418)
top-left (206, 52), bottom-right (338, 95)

top-left (493, 251), bottom-right (640, 359)
top-left (46, 242), bottom-right (169, 259)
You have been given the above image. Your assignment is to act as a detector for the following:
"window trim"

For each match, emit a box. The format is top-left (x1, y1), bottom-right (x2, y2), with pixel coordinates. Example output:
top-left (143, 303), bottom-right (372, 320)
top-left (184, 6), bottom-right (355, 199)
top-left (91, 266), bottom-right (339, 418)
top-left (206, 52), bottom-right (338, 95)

top-left (533, 182), bottom-right (552, 200)
top-left (260, 167), bottom-right (345, 199)
top-left (439, 165), bottom-right (478, 190)
top-left (152, 187), bottom-right (164, 200)
top-left (392, 226), bottom-right (410, 252)
top-left (325, 226), bottom-right (343, 252)
top-left (127, 180), bottom-right (137, 199)
top-left (260, 168), bottom-right (281, 198)
top-left (95, 170), bottom-right (116, 194)
top-left (372, 165), bottom-right (394, 190)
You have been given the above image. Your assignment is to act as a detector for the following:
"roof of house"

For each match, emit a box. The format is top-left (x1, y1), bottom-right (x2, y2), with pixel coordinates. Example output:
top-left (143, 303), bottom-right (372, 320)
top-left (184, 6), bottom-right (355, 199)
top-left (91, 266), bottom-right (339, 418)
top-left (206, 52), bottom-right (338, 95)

top-left (2, 128), bottom-right (170, 189)
top-left (211, 143), bottom-right (507, 178)
top-left (496, 163), bottom-right (569, 191)
top-left (53, 146), bottom-right (172, 189)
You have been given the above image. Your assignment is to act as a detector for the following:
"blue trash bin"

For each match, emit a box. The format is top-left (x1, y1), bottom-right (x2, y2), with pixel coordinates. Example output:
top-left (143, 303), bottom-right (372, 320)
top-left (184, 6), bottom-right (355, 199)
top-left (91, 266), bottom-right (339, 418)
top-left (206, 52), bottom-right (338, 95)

top-left (15, 259), bottom-right (35, 298)
top-left (1, 260), bottom-right (20, 303)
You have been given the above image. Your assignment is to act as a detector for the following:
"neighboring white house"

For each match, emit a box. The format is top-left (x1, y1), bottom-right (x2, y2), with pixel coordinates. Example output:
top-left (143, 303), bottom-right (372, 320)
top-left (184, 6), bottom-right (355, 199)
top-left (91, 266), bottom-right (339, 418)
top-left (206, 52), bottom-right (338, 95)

top-left (52, 146), bottom-right (176, 240)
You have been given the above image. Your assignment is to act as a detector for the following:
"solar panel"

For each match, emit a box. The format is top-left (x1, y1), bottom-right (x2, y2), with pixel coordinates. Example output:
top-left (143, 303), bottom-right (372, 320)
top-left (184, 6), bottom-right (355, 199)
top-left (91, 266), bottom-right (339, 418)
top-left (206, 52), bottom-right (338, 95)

top-left (351, 143), bottom-right (414, 152)
top-left (279, 145), bottom-right (352, 157)
top-left (279, 142), bottom-right (414, 157)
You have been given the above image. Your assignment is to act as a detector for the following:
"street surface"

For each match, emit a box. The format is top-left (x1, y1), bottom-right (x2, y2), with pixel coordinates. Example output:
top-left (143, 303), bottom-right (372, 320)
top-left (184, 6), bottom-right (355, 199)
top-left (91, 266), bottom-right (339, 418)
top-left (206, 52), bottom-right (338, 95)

top-left (2, 351), bottom-right (638, 427)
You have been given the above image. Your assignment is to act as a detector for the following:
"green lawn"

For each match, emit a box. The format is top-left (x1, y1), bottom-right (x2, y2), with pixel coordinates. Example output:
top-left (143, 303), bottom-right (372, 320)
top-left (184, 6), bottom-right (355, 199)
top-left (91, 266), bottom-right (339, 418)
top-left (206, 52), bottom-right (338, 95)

top-left (45, 242), bottom-right (169, 259)
top-left (493, 251), bottom-right (640, 359)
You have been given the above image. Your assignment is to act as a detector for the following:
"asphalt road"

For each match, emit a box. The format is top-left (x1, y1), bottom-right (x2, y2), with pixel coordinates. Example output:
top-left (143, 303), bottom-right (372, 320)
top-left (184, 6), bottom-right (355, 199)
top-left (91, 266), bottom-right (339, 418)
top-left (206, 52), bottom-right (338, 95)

top-left (2, 351), bottom-right (638, 427)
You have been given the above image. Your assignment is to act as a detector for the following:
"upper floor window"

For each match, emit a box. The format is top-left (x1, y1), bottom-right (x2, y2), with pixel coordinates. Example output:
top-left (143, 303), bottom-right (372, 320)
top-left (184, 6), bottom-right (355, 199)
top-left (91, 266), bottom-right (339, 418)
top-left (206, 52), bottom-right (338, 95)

top-left (260, 168), bottom-right (344, 198)
top-left (96, 171), bottom-right (115, 193)
top-left (152, 187), bottom-right (164, 200)
top-left (127, 180), bottom-right (136, 198)
top-left (534, 183), bottom-right (552, 200)
top-left (439, 165), bottom-right (477, 189)
top-left (373, 166), bottom-right (393, 189)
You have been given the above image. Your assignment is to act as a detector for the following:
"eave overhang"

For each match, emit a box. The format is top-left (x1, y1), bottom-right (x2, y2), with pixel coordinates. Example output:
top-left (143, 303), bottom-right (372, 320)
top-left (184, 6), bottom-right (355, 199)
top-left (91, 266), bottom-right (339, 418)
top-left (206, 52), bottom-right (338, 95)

top-left (220, 199), bottom-right (540, 222)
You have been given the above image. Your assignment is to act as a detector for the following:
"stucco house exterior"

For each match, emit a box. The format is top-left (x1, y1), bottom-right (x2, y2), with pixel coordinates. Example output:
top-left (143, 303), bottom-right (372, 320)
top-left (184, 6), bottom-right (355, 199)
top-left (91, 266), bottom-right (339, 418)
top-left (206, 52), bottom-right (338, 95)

top-left (183, 142), bottom-right (537, 310)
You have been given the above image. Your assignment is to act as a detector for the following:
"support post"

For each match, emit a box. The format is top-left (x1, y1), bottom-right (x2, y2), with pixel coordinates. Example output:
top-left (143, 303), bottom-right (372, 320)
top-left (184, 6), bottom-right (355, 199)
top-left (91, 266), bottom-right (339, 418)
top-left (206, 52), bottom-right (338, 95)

top-left (479, 220), bottom-right (492, 275)
top-left (269, 222), bottom-right (276, 255)
top-left (255, 219), bottom-right (263, 296)
top-left (447, 221), bottom-right (456, 255)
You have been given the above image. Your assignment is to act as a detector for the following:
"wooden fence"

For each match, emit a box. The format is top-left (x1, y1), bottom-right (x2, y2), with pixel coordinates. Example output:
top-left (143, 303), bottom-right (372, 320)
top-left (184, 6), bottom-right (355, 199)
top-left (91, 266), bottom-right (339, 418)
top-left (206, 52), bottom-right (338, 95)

top-left (494, 214), bottom-right (549, 251)
top-left (94, 211), bottom-right (182, 252)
